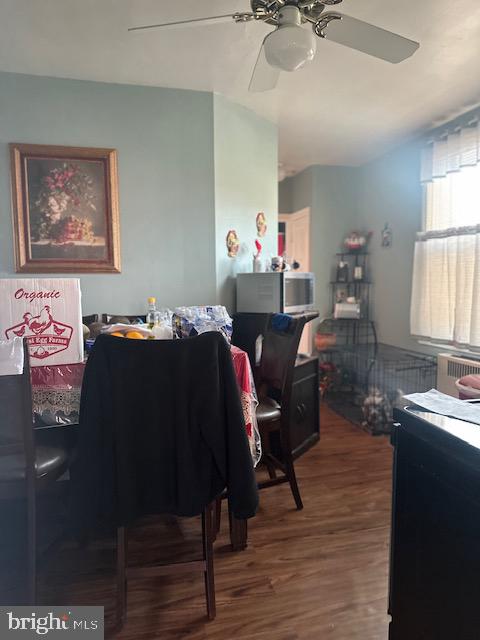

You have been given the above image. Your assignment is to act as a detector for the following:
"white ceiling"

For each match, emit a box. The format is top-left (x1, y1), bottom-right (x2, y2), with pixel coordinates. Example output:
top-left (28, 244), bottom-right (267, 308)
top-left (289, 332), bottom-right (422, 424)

top-left (1, 0), bottom-right (480, 171)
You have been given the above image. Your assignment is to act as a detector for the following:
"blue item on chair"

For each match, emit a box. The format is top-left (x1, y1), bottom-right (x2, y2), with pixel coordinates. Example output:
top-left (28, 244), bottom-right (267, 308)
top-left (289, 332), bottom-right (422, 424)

top-left (271, 313), bottom-right (292, 333)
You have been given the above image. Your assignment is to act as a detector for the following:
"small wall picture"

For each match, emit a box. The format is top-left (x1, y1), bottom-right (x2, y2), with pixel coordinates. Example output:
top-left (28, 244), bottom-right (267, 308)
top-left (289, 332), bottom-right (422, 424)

top-left (381, 223), bottom-right (392, 248)
top-left (256, 212), bottom-right (267, 237)
top-left (226, 229), bottom-right (240, 258)
top-left (10, 143), bottom-right (121, 273)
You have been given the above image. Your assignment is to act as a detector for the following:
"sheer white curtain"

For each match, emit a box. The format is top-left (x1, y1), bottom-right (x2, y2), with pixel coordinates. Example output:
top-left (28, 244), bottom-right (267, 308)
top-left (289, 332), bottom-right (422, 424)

top-left (410, 122), bottom-right (480, 349)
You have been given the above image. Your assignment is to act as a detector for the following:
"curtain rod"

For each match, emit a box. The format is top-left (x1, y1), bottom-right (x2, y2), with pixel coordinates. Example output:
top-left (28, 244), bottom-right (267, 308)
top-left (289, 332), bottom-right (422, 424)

top-left (425, 116), bottom-right (480, 145)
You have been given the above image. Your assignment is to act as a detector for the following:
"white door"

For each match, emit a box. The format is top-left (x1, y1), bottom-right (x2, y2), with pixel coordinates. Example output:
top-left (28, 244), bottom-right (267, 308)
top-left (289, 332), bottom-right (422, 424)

top-left (279, 208), bottom-right (312, 355)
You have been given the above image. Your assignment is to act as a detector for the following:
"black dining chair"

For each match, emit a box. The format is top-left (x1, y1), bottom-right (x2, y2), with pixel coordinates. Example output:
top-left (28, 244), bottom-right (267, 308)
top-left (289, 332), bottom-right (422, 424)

top-left (82, 314), bottom-right (99, 326)
top-left (72, 332), bottom-right (258, 629)
top-left (255, 314), bottom-right (309, 510)
top-left (0, 340), bottom-right (70, 604)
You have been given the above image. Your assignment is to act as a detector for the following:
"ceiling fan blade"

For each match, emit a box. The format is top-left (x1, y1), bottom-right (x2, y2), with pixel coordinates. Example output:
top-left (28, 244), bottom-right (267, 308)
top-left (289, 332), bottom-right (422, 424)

top-left (322, 13), bottom-right (419, 63)
top-left (249, 39), bottom-right (280, 93)
top-left (128, 13), bottom-right (250, 33)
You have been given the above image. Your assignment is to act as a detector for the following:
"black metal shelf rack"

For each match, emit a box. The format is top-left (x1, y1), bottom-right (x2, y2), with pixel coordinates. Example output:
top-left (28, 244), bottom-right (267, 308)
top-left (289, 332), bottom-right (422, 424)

top-left (317, 249), bottom-right (437, 435)
top-left (331, 251), bottom-right (372, 320)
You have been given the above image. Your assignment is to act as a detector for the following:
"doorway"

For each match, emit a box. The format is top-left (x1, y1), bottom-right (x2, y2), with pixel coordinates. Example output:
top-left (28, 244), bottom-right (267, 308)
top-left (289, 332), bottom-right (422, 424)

top-left (279, 208), bottom-right (312, 355)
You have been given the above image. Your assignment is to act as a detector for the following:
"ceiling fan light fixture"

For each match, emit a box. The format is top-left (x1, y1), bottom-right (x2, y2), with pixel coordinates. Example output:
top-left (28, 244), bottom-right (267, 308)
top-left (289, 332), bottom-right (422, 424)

top-left (264, 24), bottom-right (317, 72)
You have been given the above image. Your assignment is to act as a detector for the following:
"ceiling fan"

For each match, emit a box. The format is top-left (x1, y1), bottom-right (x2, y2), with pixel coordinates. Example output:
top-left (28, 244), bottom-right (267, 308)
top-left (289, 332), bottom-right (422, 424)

top-left (128, 0), bottom-right (420, 92)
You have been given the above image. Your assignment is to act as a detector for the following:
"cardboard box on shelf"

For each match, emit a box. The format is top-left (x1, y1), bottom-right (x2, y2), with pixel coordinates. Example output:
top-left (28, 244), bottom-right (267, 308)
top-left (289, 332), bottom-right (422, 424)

top-left (0, 278), bottom-right (84, 367)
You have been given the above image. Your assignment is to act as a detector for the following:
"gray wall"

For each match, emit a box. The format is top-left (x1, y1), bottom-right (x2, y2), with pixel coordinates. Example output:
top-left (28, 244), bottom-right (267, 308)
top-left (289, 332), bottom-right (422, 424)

top-left (279, 149), bottom-right (423, 350)
top-left (278, 166), bottom-right (313, 215)
top-left (279, 165), bottom-right (358, 319)
top-left (0, 71), bottom-right (218, 314)
top-left (357, 143), bottom-right (423, 351)
top-left (353, 105), bottom-right (480, 351)
top-left (214, 95), bottom-right (278, 311)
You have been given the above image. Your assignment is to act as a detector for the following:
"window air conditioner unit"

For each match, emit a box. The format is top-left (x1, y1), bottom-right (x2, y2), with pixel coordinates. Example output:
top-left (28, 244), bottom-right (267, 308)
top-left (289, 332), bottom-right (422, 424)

top-left (437, 353), bottom-right (480, 397)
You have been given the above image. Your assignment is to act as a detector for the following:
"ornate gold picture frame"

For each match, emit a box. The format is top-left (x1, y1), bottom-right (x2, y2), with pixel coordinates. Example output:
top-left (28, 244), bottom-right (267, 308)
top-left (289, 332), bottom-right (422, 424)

top-left (10, 143), bottom-right (121, 273)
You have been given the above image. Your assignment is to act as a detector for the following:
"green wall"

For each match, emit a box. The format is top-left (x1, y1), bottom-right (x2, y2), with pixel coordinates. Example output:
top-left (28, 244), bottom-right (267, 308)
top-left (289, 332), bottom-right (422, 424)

top-left (214, 95), bottom-right (278, 310)
top-left (0, 72), bottom-right (217, 314)
top-left (0, 72), bottom-right (278, 316)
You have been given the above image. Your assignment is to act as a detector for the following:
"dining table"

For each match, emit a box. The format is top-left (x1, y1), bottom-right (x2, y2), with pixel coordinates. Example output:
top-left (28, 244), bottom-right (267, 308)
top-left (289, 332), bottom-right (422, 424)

top-left (31, 340), bottom-right (260, 551)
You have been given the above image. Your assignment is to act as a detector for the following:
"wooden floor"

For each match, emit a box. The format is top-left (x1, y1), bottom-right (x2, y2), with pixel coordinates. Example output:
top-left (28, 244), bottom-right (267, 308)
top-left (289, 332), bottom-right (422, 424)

top-left (39, 406), bottom-right (393, 639)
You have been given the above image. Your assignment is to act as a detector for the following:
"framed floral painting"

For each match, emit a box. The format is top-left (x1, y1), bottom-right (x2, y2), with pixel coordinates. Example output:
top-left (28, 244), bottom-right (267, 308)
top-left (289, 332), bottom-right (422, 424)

top-left (10, 143), bottom-right (121, 273)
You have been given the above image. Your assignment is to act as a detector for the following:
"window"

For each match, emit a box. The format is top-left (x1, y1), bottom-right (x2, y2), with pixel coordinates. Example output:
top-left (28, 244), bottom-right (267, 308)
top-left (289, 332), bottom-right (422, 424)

top-left (410, 125), bottom-right (480, 349)
top-left (424, 166), bottom-right (480, 231)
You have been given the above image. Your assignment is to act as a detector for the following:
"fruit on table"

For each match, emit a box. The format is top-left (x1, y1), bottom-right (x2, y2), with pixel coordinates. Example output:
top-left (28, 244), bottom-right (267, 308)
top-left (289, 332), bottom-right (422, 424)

top-left (110, 331), bottom-right (125, 337)
top-left (125, 331), bottom-right (146, 340)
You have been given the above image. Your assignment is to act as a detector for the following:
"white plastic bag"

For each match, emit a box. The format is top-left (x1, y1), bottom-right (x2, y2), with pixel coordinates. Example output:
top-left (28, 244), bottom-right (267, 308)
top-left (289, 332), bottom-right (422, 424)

top-left (0, 337), bottom-right (24, 376)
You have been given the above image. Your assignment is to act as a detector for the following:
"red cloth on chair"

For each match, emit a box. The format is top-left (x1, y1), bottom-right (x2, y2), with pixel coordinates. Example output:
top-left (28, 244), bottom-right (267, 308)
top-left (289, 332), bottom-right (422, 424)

top-left (32, 343), bottom-right (261, 465)
top-left (231, 346), bottom-right (254, 437)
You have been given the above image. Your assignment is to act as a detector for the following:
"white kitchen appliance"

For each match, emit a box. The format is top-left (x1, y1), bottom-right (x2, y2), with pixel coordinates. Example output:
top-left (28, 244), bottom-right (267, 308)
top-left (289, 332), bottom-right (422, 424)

top-left (236, 272), bottom-right (315, 314)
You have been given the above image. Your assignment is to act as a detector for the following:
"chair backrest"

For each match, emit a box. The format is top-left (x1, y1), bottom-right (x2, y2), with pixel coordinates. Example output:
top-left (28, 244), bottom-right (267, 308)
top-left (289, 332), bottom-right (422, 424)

top-left (258, 315), bottom-right (309, 456)
top-left (259, 314), bottom-right (309, 406)
top-left (82, 314), bottom-right (99, 326)
top-left (231, 313), bottom-right (270, 372)
top-left (101, 314), bottom-right (147, 324)
top-left (0, 340), bottom-right (35, 477)
top-left (74, 331), bottom-right (257, 527)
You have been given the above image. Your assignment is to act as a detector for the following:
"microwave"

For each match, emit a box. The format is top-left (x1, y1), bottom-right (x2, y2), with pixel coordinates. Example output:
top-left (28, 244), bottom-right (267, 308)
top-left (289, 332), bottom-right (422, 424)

top-left (236, 272), bottom-right (315, 314)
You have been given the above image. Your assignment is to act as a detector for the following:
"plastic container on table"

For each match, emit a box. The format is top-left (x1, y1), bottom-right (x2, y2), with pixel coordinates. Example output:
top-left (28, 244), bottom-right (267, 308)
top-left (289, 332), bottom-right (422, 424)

top-left (455, 374), bottom-right (480, 400)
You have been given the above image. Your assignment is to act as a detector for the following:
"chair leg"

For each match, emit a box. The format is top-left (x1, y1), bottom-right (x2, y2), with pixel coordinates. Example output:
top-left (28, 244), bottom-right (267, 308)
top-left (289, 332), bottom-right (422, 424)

top-left (228, 500), bottom-right (248, 552)
top-left (26, 489), bottom-right (37, 605)
top-left (265, 456), bottom-right (277, 480)
top-left (213, 497), bottom-right (222, 541)
top-left (202, 505), bottom-right (216, 620)
top-left (285, 457), bottom-right (304, 511)
top-left (116, 526), bottom-right (127, 629)
top-left (261, 428), bottom-right (277, 479)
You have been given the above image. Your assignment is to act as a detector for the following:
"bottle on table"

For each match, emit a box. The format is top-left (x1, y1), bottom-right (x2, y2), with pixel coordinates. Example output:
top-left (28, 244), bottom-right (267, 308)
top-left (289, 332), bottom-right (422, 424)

top-left (146, 297), bottom-right (161, 329)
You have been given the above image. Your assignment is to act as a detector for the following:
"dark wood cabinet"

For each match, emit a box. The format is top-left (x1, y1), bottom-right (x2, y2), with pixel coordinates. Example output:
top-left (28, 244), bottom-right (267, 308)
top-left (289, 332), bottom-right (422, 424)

top-left (290, 356), bottom-right (320, 458)
top-left (389, 407), bottom-right (480, 640)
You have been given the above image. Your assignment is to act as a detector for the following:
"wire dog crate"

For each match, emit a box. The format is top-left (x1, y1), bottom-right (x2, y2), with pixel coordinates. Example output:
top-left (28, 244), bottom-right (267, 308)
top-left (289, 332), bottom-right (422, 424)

top-left (324, 343), bottom-right (437, 435)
